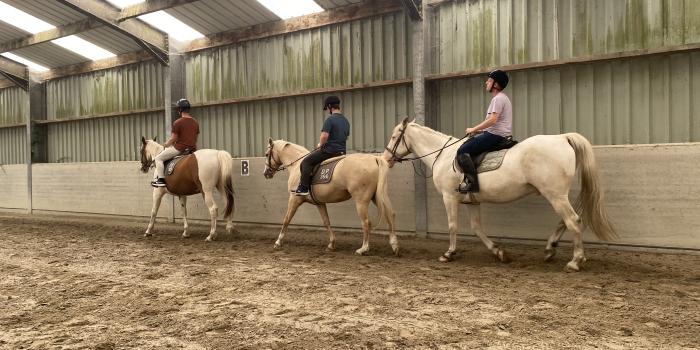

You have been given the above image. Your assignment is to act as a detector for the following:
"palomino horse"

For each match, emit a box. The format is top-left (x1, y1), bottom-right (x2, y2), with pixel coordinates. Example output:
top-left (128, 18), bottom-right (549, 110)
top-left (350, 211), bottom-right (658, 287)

top-left (139, 137), bottom-right (235, 241)
top-left (263, 138), bottom-right (399, 255)
top-left (384, 118), bottom-right (616, 271)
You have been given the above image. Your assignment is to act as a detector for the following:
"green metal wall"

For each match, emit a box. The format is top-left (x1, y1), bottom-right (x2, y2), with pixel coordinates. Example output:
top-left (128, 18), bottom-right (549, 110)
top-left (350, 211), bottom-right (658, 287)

top-left (437, 51), bottom-right (700, 144)
top-left (46, 61), bottom-right (164, 120)
top-left (186, 11), bottom-right (412, 103)
top-left (47, 112), bottom-right (164, 163)
top-left (194, 85), bottom-right (413, 157)
top-left (0, 86), bottom-right (27, 126)
top-left (431, 0), bottom-right (700, 74)
top-left (0, 126), bottom-right (26, 164)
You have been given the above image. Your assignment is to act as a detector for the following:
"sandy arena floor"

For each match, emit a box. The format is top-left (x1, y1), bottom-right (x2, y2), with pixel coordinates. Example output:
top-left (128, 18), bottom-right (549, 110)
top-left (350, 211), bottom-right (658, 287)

top-left (0, 213), bottom-right (698, 349)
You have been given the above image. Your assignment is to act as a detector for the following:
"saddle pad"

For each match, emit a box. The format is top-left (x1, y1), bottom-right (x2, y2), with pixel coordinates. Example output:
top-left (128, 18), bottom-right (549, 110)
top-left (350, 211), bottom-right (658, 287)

top-left (477, 149), bottom-right (509, 174)
top-left (311, 156), bottom-right (345, 185)
top-left (164, 155), bottom-right (188, 176)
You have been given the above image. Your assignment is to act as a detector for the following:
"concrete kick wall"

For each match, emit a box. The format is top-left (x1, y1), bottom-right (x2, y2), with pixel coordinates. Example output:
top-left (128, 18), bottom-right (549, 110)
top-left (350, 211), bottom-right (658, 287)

top-left (31, 162), bottom-right (172, 218)
top-left (180, 158), bottom-right (417, 233)
top-left (0, 164), bottom-right (27, 210)
top-left (427, 143), bottom-right (700, 250)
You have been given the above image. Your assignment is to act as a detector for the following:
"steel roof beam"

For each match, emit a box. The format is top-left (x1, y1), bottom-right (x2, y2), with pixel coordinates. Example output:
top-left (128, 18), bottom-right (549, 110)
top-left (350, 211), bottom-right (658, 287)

top-left (0, 56), bottom-right (28, 90)
top-left (56, 0), bottom-right (169, 65)
top-left (118, 0), bottom-right (202, 21)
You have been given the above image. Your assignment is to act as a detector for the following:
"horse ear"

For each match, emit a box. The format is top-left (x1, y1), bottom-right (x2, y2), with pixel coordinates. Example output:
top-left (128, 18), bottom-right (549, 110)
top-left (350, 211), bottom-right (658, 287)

top-left (268, 137), bottom-right (273, 146)
top-left (153, 136), bottom-right (157, 142)
top-left (401, 116), bottom-right (409, 126)
top-left (141, 136), bottom-right (146, 145)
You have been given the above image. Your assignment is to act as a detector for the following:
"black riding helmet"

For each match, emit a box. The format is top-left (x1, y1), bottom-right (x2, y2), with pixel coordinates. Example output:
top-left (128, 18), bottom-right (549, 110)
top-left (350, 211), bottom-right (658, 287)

top-left (176, 98), bottom-right (191, 112)
top-left (488, 70), bottom-right (509, 90)
top-left (323, 95), bottom-right (341, 110)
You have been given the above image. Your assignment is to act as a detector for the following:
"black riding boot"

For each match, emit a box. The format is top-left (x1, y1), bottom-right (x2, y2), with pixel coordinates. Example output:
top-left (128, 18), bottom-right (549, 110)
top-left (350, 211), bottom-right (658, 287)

top-left (456, 153), bottom-right (479, 193)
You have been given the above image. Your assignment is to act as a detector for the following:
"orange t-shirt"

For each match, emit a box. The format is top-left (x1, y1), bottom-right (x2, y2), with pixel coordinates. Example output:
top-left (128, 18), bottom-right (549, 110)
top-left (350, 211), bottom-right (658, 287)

top-left (172, 116), bottom-right (199, 151)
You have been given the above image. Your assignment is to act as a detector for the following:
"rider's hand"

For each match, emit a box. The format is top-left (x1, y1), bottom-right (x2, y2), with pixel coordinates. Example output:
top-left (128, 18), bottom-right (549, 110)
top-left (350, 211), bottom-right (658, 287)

top-left (466, 127), bottom-right (477, 135)
top-left (316, 143), bottom-right (321, 148)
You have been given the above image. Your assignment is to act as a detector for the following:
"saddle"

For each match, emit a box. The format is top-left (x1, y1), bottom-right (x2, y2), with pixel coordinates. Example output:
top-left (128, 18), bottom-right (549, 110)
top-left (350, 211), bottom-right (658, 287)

top-left (472, 136), bottom-right (518, 173)
top-left (164, 149), bottom-right (196, 176)
top-left (311, 155), bottom-right (346, 185)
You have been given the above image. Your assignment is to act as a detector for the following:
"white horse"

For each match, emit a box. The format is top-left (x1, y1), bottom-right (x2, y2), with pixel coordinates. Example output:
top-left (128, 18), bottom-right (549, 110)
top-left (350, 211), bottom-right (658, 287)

top-left (383, 118), bottom-right (616, 271)
top-left (139, 137), bottom-right (235, 241)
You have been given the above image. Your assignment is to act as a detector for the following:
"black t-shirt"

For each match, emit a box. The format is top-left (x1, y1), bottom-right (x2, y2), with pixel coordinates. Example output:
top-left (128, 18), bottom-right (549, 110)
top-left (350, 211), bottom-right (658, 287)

top-left (321, 113), bottom-right (350, 154)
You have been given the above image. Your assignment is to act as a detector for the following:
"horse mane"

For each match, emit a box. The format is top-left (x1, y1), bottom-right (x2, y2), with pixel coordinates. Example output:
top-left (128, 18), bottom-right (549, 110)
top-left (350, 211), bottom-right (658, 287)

top-left (274, 140), bottom-right (308, 154)
top-left (408, 122), bottom-right (454, 140)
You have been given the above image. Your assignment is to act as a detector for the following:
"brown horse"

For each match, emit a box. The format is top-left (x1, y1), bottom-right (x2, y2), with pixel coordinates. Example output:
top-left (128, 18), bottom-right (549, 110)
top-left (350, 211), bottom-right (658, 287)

top-left (264, 138), bottom-right (399, 255)
top-left (140, 137), bottom-right (235, 241)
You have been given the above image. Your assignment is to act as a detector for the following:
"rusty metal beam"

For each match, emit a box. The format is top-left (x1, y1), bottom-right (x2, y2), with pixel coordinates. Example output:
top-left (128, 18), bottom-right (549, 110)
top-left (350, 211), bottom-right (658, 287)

top-left (118, 0), bottom-right (202, 21)
top-left (186, 0), bottom-right (402, 52)
top-left (0, 19), bottom-right (102, 53)
top-left (56, 0), bottom-right (169, 65)
top-left (0, 56), bottom-right (28, 90)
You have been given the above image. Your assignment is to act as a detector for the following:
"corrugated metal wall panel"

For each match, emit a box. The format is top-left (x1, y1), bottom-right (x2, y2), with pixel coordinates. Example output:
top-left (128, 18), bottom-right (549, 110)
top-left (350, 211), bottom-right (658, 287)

top-left (437, 51), bottom-right (700, 145)
top-left (0, 126), bottom-right (26, 164)
top-left (46, 61), bottom-right (165, 120)
top-left (186, 11), bottom-right (412, 103)
top-left (193, 85), bottom-right (413, 157)
top-left (47, 112), bottom-right (164, 163)
top-left (431, 0), bottom-right (700, 74)
top-left (0, 87), bottom-right (28, 126)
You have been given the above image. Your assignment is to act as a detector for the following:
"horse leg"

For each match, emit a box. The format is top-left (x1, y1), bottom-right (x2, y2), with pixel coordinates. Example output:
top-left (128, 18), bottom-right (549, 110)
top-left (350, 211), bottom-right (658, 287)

top-left (316, 204), bottom-right (336, 251)
top-left (145, 188), bottom-right (167, 237)
top-left (439, 196), bottom-right (460, 262)
top-left (274, 196), bottom-right (303, 249)
top-left (544, 221), bottom-right (567, 262)
top-left (202, 190), bottom-right (219, 242)
top-left (467, 204), bottom-right (510, 263)
top-left (546, 194), bottom-right (585, 271)
top-left (354, 200), bottom-right (371, 256)
top-left (178, 196), bottom-right (189, 238)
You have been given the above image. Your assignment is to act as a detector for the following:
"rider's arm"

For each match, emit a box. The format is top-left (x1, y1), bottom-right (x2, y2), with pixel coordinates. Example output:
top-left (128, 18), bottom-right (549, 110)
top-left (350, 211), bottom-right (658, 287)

top-left (466, 112), bottom-right (499, 134)
top-left (317, 131), bottom-right (330, 148)
top-left (164, 132), bottom-right (178, 147)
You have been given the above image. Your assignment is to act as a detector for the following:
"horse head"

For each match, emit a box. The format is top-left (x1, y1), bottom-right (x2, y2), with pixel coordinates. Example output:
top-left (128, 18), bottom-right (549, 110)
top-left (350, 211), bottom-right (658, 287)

top-left (139, 136), bottom-right (161, 173)
top-left (383, 117), bottom-right (413, 167)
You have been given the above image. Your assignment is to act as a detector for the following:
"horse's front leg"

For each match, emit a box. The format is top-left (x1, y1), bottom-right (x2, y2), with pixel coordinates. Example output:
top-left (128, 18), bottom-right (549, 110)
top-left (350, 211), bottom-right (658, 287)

top-left (145, 187), bottom-right (167, 237)
top-left (274, 195), bottom-right (303, 249)
top-left (178, 196), bottom-right (189, 238)
top-left (316, 204), bottom-right (336, 251)
top-left (439, 196), bottom-right (460, 262)
top-left (467, 204), bottom-right (510, 263)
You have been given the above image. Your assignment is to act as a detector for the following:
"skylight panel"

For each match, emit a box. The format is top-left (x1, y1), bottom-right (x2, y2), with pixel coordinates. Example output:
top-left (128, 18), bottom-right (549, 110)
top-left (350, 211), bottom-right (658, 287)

top-left (257, 0), bottom-right (324, 20)
top-left (53, 36), bottom-right (116, 60)
top-left (138, 12), bottom-right (204, 41)
top-left (105, 0), bottom-right (144, 8)
top-left (0, 0), bottom-right (54, 33)
top-left (1, 52), bottom-right (49, 72)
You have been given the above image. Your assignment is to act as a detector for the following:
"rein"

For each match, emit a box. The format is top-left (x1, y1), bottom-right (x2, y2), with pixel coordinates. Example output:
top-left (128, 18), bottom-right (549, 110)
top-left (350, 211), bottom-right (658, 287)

top-left (386, 125), bottom-right (471, 177)
top-left (266, 145), bottom-right (319, 174)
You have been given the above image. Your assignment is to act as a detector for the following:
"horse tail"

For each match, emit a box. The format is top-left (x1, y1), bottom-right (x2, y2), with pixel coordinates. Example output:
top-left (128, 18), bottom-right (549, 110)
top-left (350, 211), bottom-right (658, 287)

top-left (217, 151), bottom-right (235, 219)
top-left (373, 156), bottom-right (396, 232)
top-left (565, 133), bottom-right (617, 241)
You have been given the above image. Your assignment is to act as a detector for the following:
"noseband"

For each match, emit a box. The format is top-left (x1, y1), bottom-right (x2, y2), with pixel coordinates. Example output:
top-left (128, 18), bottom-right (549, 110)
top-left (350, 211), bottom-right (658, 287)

top-left (385, 126), bottom-right (409, 163)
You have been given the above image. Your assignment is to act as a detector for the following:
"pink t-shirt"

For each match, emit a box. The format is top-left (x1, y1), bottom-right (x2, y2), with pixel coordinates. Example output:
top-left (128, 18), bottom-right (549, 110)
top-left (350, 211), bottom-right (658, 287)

top-left (484, 92), bottom-right (512, 137)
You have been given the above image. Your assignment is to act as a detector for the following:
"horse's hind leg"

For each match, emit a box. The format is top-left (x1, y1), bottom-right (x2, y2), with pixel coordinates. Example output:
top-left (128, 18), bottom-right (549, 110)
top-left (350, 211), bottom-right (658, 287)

top-left (145, 188), bottom-right (167, 237)
top-left (467, 204), bottom-right (510, 263)
top-left (545, 194), bottom-right (585, 271)
top-left (316, 204), bottom-right (336, 251)
top-left (544, 221), bottom-right (567, 262)
top-left (354, 200), bottom-right (371, 256)
top-left (202, 190), bottom-right (218, 242)
top-left (179, 196), bottom-right (189, 238)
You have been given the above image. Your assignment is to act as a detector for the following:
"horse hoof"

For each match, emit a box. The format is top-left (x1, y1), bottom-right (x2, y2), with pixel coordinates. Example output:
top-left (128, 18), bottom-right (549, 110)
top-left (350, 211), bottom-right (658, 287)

top-left (496, 249), bottom-right (511, 263)
top-left (393, 246), bottom-right (401, 257)
top-left (544, 249), bottom-right (556, 262)
top-left (144, 232), bottom-right (152, 237)
top-left (182, 233), bottom-right (190, 238)
top-left (355, 249), bottom-right (368, 256)
top-left (438, 253), bottom-right (453, 262)
top-left (565, 261), bottom-right (580, 272)
top-left (326, 244), bottom-right (336, 252)
top-left (273, 243), bottom-right (282, 250)
top-left (205, 237), bottom-right (214, 242)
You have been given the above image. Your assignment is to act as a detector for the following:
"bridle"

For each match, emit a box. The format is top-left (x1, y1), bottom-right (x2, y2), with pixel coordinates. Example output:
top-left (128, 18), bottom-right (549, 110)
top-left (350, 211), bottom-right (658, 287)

top-left (265, 143), bottom-right (318, 176)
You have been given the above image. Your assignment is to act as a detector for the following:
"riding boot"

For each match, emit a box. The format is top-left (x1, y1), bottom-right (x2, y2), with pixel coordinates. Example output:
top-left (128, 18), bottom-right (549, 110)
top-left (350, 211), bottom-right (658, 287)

top-left (456, 153), bottom-right (479, 193)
